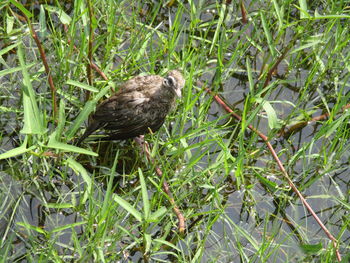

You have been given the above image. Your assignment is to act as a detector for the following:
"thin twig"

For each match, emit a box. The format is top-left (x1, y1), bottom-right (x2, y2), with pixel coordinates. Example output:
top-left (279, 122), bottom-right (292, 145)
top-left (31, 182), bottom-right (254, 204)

top-left (91, 62), bottom-right (108, 81)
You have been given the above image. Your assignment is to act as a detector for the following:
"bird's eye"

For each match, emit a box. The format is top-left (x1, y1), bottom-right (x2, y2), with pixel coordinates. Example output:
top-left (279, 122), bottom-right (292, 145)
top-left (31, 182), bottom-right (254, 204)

top-left (163, 76), bottom-right (176, 87)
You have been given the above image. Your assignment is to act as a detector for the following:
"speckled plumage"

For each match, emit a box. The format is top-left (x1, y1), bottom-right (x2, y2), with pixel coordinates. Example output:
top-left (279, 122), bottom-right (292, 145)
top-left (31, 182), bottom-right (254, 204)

top-left (76, 70), bottom-right (185, 145)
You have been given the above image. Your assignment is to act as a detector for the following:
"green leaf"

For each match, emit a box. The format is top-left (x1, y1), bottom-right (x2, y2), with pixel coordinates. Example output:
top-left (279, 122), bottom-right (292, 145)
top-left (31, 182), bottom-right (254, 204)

top-left (17, 222), bottom-right (47, 235)
top-left (134, 22), bottom-right (163, 61)
top-left (39, 5), bottom-right (48, 39)
top-left (47, 132), bottom-right (98, 156)
top-left (0, 42), bottom-right (20, 57)
top-left (298, 0), bottom-right (309, 19)
top-left (56, 100), bottom-right (66, 141)
top-left (9, 0), bottom-right (32, 18)
top-left (44, 5), bottom-right (71, 24)
top-left (246, 58), bottom-right (254, 94)
top-left (255, 98), bottom-right (281, 129)
top-left (209, 3), bottom-right (226, 54)
top-left (300, 242), bottom-right (323, 253)
top-left (272, 0), bottom-right (283, 31)
top-left (51, 221), bottom-right (86, 233)
top-left (65, 158), bottom-right (92, 204)
top-left (291, 39), bottom-right (323, 54)
top-left (154, 239), bottom-right (181, 252)
top-left (144, 233), bottom-right (152, 255)
top-left (254, 171), bottom-right (278, 192)
top-left (0, 63), bottom-right (36, 77)
top-left (18, 43), bottom-right (45, 135)
top-left (113, 194), bottom-right (142, 222)
top-left (67, 86), bottom-right (110, 140)
top-left (149, 207), bottom-right (167, 221)
top-left (66, 100), bottom-right (95, 140)
top-left (43, 203), bottom-right (74, 209)
top-left (324, 111), bottom-right (350, 138)
top-left (6, 12), bottom-right (15, 34)
top-left (66, 80), bottom-right (99, 92)
top-left (0, 136), bottom-right (36, 160)
top-left (260, 11), bottom-right (276, 57)
top-left (139, 168), bottom-right (150, 220)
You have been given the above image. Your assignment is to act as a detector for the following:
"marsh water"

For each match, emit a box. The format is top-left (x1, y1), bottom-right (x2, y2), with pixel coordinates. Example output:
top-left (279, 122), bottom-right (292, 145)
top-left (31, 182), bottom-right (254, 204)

top-left (1, 1), bottom-right (349, 262)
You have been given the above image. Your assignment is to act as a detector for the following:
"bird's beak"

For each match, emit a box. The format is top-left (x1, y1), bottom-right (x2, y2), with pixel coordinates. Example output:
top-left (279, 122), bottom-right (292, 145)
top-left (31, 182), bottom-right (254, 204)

top-left (175, 88), bottom-right (182, 97)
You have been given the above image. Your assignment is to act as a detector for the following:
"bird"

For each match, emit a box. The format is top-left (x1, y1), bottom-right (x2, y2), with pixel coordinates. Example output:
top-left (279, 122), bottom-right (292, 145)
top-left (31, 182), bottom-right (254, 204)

top-left (76, 70), bottom-right (185, 146)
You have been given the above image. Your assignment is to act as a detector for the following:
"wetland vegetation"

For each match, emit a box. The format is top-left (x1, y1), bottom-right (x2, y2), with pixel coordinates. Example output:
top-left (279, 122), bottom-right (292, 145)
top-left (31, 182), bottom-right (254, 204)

top-left (0, 0), bottom-right (349, 262)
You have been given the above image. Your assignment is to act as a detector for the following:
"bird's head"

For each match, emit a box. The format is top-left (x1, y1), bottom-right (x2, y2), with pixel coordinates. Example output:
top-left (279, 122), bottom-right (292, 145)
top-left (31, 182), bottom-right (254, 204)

top-left (163, 70), bottom-right (185, 97)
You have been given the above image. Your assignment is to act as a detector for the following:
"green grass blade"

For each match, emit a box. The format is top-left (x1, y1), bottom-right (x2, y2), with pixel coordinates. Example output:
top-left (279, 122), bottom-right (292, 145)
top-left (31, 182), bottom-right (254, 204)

top-left (138, 168), bottom-right (150, 220)
top-left (113, 194), bottom-right (142, 222)
top-left (18, 43), bottom-right (45, 135)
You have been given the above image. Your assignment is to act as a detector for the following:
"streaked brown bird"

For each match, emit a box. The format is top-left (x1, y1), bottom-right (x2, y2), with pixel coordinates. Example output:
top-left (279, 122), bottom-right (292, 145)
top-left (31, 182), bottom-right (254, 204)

top-left (76, 70), bottom-right (185, 145)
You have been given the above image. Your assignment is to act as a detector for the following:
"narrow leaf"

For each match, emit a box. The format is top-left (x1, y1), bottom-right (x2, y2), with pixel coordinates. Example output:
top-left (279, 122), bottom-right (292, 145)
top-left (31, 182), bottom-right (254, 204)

top-left (47, 132), bottom-right (98, 156)
top-left (44, 5), bottom-right (71, 24)
top-left (139, 168), bottom-right (150, 220)
top-left (65, 158), bottom-right (92, 204)
top-left (18, 43), bottom-right (45, 135)
top-left (66, 80), bottom-right (99, 92)
top-left (0, 137), bottom-right (36, 160)
top-left (113, 194), bottom-right (142, 222)
top-left (67, 86), bottom-right (110, 140)
top-left (9, 0), bottom-right (33, 18)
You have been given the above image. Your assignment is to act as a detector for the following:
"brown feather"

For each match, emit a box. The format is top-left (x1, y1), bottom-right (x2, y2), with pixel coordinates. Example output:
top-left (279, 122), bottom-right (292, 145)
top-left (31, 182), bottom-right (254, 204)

top-left (75, 70), bottom-right (185, 145)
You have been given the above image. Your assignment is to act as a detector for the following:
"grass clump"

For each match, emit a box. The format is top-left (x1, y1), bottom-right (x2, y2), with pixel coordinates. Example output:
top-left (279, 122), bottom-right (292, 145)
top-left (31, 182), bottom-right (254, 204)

top-left (0, 1), bottom-right (349, 262)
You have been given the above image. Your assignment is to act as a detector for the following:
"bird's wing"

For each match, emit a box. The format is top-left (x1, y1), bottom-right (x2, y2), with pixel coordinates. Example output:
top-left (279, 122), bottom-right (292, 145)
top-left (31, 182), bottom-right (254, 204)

top-left (91, 92), bottom-right (154, 133)
top-left (94, 92), bottom-right (148, 117)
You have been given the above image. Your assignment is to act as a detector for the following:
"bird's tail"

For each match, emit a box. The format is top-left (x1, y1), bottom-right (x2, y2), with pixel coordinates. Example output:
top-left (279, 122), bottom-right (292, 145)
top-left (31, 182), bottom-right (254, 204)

top-left (75, 120), bottom-right (101, 146)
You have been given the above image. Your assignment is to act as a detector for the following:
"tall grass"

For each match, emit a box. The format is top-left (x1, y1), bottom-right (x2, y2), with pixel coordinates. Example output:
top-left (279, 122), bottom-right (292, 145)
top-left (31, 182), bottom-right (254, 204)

top-left (0, 0), bottom-right (349, 262)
